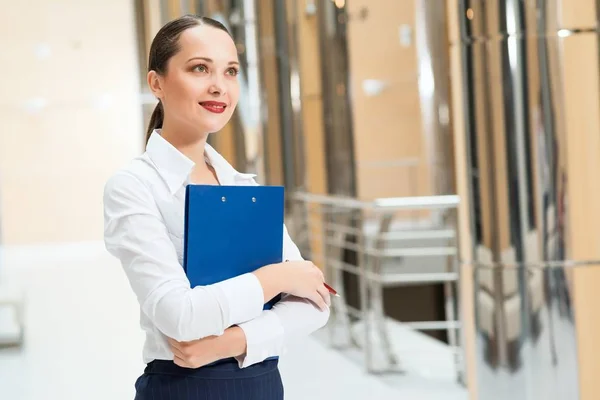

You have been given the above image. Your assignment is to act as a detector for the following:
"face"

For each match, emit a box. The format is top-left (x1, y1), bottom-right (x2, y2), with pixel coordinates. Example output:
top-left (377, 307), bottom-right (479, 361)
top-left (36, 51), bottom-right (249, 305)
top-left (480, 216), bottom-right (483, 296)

top-left (149, 25), bottom-right (240, 136)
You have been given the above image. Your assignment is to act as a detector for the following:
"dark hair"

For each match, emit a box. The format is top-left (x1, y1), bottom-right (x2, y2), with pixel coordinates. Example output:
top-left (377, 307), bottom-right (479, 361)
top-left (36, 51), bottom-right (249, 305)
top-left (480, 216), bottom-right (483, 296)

top-left (145, 15), bottom-right (231, 143)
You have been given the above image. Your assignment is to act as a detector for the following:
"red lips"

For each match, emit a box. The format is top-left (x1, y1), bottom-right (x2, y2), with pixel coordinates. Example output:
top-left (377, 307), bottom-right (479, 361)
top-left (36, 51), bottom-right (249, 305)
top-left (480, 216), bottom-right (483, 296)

top-left (199, 101), bottom-right (227, 114)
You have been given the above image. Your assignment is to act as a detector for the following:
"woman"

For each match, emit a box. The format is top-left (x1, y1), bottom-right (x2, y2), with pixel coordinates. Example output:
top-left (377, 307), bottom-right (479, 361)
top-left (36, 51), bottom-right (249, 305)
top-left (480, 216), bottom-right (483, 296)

top-left (103, 15), bottom-right (331, 400)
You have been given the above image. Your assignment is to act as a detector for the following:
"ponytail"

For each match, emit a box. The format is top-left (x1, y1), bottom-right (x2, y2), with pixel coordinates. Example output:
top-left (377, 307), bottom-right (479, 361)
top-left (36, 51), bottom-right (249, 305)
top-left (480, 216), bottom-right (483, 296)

top-left (146, 101), bottom-right (164, 144)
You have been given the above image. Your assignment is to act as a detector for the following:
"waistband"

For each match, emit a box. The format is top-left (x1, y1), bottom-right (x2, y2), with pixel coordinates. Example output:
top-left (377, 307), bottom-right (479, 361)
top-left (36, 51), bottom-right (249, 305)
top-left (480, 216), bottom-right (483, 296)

top-left (144, 358), bottom-right (279, 380)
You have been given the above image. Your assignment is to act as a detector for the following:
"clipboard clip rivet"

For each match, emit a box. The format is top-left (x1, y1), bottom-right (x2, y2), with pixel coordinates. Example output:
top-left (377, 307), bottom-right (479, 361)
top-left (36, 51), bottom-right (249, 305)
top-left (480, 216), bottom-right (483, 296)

top-left (252, 197), bottom-right (256, 202)
top-left (222, 197), bottom-right (226, 202)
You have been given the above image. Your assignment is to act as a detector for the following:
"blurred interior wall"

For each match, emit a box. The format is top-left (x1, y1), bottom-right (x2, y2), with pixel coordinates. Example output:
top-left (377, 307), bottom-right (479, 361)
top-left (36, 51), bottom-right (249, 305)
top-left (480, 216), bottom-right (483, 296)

top-left (0, 1), bottom-right (143, 245)
top-left (256, 0), bottom-right (286, 187)
top-left (346, 0), bottom-right (450, 200)
top-left (293, 1), bottom-right (329, 196)
top-left (447, 1), bottom-right (477, 396)
top-left (256, 0), bottom-right (306, 192)
top-left (346, 0), bottom-right (454, 336)
top-left (300, 0), bottom-right (455, 342)
top-left (449, 0), bottom-right (600, 398)
top-left (288, 0), bottom-right (453, 200)
top-left (317, 1), bottom-right (357, 197)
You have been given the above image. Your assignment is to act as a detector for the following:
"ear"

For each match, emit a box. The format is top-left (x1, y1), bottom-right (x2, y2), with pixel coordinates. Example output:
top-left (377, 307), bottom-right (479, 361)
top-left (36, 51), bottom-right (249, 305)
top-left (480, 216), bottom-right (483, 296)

top-left (147, 70), bottom-right (164, 99)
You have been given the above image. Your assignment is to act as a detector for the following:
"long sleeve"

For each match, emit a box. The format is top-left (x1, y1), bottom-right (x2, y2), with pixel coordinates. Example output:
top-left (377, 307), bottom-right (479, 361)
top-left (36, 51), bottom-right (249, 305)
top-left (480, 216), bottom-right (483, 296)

top-left (235, 225), bottom-right (331, 367)
top-left (103, 172), bottom-right (265, 342)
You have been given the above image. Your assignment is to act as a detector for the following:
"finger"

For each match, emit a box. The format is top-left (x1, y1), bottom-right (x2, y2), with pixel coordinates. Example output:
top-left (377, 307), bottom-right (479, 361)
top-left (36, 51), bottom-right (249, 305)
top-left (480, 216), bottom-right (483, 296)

top-left (167, 337), bottom-right (183, 351)
top-left (167, 337), bottom-right (188, 356)
top-left (317, 284), bottom-right (331, 307)
top-left (173, 355), bottom-right (191, 368)
top-left (170, 343), bottom-right (187, 359)
top-left (308, 292), bottom-right (328, 311)
top-left (313, 266), bottom-right (325, 281)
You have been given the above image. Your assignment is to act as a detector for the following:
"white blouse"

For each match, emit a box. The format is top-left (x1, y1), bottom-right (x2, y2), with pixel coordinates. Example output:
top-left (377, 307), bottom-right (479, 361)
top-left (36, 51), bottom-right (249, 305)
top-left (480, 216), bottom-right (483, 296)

top-left (103, 130), bottom-right (329, 367)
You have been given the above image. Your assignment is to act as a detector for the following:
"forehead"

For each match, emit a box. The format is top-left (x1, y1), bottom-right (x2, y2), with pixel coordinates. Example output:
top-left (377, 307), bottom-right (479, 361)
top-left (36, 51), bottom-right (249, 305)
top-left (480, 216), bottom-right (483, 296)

top-left (175, 25), bottom-right (238, 62)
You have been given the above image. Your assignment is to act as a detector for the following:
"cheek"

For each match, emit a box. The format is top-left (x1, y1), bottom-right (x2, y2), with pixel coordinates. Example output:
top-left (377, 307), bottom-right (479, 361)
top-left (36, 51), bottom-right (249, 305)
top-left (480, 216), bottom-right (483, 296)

top-left (228, 83), bottom-right (240, 106)
top-left (187, 77), bottom-right (211, 96)
top-left (167, 75), bottom-right (204, 101)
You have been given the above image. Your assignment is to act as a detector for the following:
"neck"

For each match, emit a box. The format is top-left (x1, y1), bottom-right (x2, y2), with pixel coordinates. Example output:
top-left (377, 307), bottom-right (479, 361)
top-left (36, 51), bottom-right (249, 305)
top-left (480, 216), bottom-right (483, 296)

top-left (160, 122), bottom-right (210, 167)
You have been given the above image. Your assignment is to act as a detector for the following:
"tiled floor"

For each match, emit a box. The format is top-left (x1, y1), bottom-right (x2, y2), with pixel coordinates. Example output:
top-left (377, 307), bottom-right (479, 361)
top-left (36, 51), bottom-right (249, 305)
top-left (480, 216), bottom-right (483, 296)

top-left (0, 243), bottom-right (467, 400)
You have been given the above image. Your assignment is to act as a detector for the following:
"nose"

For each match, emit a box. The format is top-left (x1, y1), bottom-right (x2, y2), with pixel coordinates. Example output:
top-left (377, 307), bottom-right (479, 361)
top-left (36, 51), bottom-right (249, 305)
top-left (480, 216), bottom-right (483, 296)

top-left (208, 75), bottom-right (226, 96)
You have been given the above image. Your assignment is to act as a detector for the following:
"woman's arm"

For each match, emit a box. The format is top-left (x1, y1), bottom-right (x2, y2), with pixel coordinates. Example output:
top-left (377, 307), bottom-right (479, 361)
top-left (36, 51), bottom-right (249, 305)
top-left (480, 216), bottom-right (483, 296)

top-left (233, 226), bottom-right (330, 367)
top-left (170, 288), bottom-right (330, 369)
top-left (103, 171), bottom-right (267, 342)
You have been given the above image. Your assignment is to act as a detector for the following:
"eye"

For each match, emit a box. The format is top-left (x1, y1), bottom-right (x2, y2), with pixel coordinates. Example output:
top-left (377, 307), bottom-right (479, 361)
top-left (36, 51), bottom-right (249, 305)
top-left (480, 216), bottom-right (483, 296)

top-left (226, 67), bottom-right (239, 77)
top-left (193, 64), bottom-right (208, 73)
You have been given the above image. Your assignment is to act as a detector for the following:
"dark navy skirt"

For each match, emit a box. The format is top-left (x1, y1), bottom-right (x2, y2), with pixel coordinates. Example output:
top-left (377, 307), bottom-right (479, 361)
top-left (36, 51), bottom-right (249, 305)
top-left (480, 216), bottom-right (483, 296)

top-left (134, 358), bottom-right (284, 400)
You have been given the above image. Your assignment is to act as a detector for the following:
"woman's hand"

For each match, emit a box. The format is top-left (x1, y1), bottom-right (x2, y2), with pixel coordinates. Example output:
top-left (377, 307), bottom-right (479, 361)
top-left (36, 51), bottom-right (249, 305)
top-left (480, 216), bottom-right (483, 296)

top-left (168, 326), bottom-right (247, 368)
top-left (253, 261), bottom-right (330, 311)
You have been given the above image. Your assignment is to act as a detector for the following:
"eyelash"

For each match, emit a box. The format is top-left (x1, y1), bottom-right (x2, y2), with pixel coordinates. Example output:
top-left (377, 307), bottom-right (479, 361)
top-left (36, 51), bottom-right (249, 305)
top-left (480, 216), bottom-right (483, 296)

top-left (193, 64), bottom-right (239, 76)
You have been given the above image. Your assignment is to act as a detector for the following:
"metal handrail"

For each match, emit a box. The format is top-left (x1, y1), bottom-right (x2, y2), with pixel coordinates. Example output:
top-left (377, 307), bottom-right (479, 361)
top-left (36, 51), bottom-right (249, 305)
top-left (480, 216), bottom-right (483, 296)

top-left (373, 194), bottom-right (459, 209)
top-left (292, 192), bottom-right (460, 211)
top-left (290, 191), bottom-right (463, 381)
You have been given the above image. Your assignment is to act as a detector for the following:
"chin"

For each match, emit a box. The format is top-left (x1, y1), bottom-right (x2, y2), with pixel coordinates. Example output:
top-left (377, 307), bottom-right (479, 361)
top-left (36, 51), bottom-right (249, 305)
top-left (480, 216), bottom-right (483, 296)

top-left (202, 117), bottom-right (232, 133)
top-left (202, 122), bottom-right (227, 134)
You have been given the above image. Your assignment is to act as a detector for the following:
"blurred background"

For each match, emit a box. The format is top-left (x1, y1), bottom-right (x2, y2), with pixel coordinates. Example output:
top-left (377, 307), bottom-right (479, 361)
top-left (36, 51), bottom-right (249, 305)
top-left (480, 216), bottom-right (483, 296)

top-left (1, 0), bottom-right (600, 399)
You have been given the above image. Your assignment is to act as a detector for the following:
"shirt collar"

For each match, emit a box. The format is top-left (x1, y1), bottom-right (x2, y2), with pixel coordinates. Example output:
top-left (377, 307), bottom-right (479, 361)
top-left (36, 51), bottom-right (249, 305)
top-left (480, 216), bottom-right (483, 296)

top-left (146, 129), bottom-right (256, 194)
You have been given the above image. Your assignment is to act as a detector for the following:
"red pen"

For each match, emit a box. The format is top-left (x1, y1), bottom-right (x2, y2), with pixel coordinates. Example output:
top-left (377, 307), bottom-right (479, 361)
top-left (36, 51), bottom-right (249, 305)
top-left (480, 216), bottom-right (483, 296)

top-left (324, 282), bottom-right (340, 297)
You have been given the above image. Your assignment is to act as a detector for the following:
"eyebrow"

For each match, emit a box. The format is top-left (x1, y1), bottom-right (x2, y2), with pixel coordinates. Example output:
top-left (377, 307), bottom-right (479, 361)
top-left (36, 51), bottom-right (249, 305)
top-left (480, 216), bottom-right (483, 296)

top-left (187, 56), bottom-right (239, 66)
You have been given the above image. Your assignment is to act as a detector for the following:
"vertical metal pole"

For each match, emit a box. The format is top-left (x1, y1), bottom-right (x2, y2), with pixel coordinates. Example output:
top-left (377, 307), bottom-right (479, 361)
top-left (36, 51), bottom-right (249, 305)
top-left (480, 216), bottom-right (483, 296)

top-left (373, 213), bottom-right (398, 368)
top-left (442, 208), bottom-right (460, 381)
top-left (356, 209), bottom-right (372, 372)
top-left (319, 203), bottom-right (336, 347)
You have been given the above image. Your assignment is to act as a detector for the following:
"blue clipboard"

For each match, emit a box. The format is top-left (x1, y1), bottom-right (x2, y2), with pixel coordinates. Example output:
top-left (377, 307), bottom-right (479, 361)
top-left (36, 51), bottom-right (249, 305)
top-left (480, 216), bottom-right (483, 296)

top-left (183, 184), bottom-right (285, 310)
